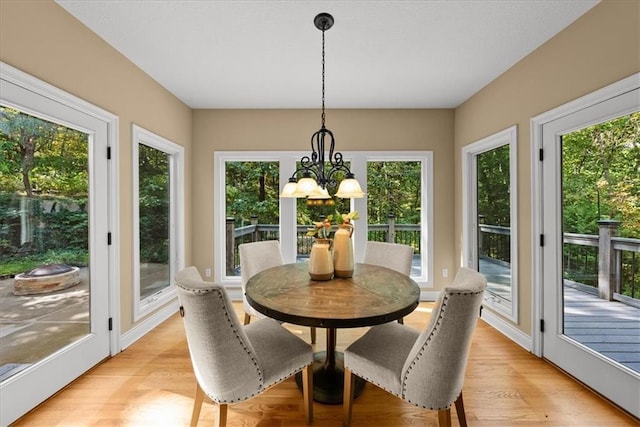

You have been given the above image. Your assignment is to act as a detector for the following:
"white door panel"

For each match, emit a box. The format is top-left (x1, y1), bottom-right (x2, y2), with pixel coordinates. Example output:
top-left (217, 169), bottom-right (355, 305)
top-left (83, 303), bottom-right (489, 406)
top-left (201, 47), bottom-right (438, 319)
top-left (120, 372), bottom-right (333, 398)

top-left (1, 73), bottom-right (111, 425)
top-left (541, 88), bottom-right (639, 417)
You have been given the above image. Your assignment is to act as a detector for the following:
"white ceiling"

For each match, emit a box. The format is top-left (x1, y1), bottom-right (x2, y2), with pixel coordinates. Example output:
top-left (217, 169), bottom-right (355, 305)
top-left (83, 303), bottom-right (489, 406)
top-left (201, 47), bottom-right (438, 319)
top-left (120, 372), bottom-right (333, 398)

top-left (56, 0), bottom-right (599, 109)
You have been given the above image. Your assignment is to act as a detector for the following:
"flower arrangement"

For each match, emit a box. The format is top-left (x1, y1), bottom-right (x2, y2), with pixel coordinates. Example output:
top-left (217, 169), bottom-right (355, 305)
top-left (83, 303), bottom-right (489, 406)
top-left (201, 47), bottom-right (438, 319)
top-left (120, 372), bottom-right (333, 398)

top-left (306, 210), bottom-right (359, 239)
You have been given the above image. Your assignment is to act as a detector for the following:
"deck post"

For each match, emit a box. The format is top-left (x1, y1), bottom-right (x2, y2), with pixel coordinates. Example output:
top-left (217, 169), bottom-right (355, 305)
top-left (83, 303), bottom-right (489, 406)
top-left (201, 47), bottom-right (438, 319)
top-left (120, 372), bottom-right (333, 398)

top-left (388, 214), bottom-right (396, 243)
top-left (597, 219), bottom-right (620, 301)
top-left (251, 215), bottom-right (259, 242)
top-left (478, 215), bottom-right (486, 258)
top-left (226, 217), bottom-right (235, 275)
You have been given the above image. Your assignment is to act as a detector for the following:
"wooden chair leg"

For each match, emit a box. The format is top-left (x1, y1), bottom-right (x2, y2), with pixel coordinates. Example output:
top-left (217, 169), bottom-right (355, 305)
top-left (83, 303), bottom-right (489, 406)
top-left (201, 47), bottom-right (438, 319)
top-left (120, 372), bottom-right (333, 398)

top-left (454, 393), bottom-right (467, 427)
top-left (243, 313), bottom-right (251, 325)
top-left (302, 364), bottom-right (314, 424)
top-left (437, 408), bottom-right (451, 427)
top-left (215, 403), bottom-right (227, 427)
top-left (310, 327), bottom-right (316, 344)
top-left (343, 368), bottom-right (355, 426)
top-left (190, 383), bottom-right (205, 427)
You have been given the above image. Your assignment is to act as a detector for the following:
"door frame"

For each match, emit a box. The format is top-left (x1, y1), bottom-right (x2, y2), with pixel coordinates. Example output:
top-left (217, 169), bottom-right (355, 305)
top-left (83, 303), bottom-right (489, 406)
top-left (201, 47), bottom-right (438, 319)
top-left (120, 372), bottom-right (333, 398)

top-left (530, 72), bottom-right (639, 358)
top-left (0, 62), bottom-right (120, 424)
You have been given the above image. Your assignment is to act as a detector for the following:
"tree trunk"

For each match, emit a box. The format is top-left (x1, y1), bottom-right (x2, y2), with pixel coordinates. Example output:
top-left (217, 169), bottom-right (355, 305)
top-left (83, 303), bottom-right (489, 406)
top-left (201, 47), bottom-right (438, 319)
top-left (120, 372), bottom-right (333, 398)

top-left (20, 134), bottom-right (35, 197)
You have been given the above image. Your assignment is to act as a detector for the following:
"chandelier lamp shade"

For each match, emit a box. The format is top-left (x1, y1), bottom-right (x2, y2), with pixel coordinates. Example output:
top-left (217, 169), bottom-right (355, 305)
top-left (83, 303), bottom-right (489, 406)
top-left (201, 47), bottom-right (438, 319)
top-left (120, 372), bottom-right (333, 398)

top-left (280, 13), bottom-right (365, 201)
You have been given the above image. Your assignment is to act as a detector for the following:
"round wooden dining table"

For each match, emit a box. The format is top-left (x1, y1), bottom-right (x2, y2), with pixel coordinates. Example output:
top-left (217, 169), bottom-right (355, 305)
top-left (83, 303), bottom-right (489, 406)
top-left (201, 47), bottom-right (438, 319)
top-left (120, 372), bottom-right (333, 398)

top-left (245, 262), bottom-right (420, 404)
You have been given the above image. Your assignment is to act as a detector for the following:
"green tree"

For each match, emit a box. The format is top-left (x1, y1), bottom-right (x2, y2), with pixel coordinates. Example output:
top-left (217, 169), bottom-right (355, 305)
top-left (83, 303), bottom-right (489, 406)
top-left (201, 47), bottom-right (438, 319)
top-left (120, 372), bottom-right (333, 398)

top-left (476, 145), bottom-right (511, 227)
top-left (0, 107), bottom-right (88, 196)
top-left (225, 161), bottom-right (280, 225)
top-left (562, 112), bottom-right (640, 237)
top-left (138, 144), bottom-right (170, 263)
top-left (0, 107), bottom-right (89, 268)
top-left (367, 161), bottom-right (421, 225)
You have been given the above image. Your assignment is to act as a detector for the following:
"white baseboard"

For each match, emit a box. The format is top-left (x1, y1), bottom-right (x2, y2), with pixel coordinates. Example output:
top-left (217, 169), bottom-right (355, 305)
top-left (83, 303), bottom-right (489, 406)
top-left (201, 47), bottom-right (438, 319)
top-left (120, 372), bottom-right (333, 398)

top-left (119, 299), bottom-right (180, 350)
top-left (420, 290), bottom-right (440, 301)
top-left (480, 308), bottom-right (532, 352)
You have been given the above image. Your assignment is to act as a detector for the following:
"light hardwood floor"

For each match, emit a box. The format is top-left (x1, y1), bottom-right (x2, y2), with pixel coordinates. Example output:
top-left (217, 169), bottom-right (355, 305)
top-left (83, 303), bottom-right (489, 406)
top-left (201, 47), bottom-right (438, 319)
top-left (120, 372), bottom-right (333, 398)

top-left (13, 302), bottom-right (637, 426)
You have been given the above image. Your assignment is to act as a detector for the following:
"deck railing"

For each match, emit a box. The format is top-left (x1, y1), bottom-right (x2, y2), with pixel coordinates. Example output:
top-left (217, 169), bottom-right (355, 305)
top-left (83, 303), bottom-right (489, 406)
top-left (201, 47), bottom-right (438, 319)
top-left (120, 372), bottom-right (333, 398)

top-left (229, 217), bottom-right (639, 303)
top-left (226, 214), bottom-right (420, 275)
top-left (479, 219), bottom-right (639, 303)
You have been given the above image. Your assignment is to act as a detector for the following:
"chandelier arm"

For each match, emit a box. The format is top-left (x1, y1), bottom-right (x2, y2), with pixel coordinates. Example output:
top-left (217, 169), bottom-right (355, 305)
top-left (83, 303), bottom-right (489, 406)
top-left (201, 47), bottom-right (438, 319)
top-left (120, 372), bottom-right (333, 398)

top-left (289, 163), bottom-right (313, 180)
top-left (325, 162), bottom-right (354, 187)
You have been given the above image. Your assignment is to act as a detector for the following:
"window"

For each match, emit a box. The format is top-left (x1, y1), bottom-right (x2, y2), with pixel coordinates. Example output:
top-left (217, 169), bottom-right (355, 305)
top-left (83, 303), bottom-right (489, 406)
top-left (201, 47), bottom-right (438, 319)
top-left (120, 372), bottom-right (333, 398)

top-left (462, 126), bottom-right (518, 322)
top-left (132, 125), bottom-right (184, 320)
top-left (214, 151), bottom-right (433, 287)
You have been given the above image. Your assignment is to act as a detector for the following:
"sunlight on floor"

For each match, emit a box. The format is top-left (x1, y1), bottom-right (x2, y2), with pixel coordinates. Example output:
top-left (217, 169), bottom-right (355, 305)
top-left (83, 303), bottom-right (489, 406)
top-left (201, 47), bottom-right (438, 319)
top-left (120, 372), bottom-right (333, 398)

top-left (122, 390), bottom-right (191, 426)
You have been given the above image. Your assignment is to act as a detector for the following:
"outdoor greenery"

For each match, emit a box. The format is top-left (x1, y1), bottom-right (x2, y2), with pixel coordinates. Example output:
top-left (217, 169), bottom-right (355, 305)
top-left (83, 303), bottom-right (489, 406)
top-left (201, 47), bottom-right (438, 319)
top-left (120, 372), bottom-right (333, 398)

top-left (225, 161), bottom-right (280, 226)
top-left (367, 161), bottom-right (421, 225)
top-left (1, 103), bottom-right (638, 297)
top-left (0, 107), bottom-right (88, 275)
top-left (477, 145), bottom-right (510, 227)
top-left (476, 145), bottom-right (511, 262)
top-left (562, 112), bottom-right (640, 297)
top-left (563, 112), bottom-right (640, 237)
top-left (138, 144), bottom-right (170, 264)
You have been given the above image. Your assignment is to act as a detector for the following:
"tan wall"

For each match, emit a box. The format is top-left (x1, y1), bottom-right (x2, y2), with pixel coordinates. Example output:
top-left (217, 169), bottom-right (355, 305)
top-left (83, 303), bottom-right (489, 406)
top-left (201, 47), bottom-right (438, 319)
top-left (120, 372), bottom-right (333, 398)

top-left (192, 109), bottom-right (456, 288)
top-left (0, 0), bottom-right (193, 333)
top-left (454, 0), bottom-right (640, 335)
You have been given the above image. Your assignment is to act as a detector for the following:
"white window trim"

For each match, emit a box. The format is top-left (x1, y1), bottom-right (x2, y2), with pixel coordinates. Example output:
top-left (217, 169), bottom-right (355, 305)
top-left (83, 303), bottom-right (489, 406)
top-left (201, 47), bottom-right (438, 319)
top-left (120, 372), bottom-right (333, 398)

top-left (462, 125), bottom-right (518, 323)
top-left (132, 124), bottom-right (184, 321)
top-left (213, 151), bottom-right (284, 288)
top-left (356, 151), bottom-right (433, 286)
top-left (214, 151), bottom-right (433, 288)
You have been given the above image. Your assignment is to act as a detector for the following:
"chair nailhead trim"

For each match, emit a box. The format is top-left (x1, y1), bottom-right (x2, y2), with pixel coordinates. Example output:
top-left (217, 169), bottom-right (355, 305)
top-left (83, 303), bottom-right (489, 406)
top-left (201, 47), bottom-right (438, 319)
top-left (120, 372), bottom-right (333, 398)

top-left (176, 283), bottom-right (264, 401)
top-left (401, 289), bottom-right (484, 402)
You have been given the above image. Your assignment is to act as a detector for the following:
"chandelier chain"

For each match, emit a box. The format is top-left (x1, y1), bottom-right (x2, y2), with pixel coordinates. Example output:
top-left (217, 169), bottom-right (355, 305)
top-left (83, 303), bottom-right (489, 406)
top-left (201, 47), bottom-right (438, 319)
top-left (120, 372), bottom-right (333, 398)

top-left (321, 26), bottom-right (326, 127)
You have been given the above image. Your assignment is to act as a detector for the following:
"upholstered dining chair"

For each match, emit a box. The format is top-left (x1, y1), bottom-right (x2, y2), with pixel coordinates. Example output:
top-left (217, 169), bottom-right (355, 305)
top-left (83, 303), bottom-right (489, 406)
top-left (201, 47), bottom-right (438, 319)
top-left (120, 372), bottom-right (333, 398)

top-left (240, 240), bottom-right (316, 343)
top-left (175, 266), bottom-right (314, 427)
top-left (342, 267), bottom-right (487, 427)
top-left (363, 241), bottom-right (414, 323)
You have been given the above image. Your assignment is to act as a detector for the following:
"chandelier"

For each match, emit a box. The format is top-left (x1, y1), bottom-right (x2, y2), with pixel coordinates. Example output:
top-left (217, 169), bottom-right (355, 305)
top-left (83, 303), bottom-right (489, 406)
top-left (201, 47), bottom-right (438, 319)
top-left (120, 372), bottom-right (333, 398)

top-left (280, 13), bottom-right (365, 202)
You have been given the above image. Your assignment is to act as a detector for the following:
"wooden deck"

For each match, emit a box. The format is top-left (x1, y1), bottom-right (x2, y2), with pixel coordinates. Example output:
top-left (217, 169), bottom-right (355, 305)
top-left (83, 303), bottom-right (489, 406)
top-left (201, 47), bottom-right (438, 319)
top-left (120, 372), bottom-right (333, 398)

top-left (564, 287), bottom-right (640, 372)
top-left (480, 258), bottom-right (640, 373)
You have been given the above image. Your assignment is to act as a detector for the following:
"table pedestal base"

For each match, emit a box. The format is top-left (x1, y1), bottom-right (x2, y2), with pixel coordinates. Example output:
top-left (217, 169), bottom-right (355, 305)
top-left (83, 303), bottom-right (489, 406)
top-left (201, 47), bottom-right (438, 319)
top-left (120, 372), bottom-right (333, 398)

top-left (295, 351), bottom-right (365, 405)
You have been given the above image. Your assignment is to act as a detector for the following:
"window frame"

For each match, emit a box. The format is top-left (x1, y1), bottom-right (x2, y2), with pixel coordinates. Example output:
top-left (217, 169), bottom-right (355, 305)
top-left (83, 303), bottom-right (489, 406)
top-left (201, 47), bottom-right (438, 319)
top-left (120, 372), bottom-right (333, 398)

top-left (132, 124), bottom-right (185, 321)
top-left (462, 125), bottom-right (518, 323)
top-left (214, 151), bottom-right (433, 289)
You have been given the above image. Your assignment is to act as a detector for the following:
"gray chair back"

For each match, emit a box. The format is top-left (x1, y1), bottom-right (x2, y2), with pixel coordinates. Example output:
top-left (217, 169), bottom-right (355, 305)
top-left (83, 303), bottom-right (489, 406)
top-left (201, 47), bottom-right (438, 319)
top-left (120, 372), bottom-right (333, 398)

top-left (363, 241), bottom-right (413, 275)
top-left (175, 266), bottom-right (262, 403)
top-left (239, 240), bottom-right (284, 317)
top-left (401, 267), bottom-right (486, 408)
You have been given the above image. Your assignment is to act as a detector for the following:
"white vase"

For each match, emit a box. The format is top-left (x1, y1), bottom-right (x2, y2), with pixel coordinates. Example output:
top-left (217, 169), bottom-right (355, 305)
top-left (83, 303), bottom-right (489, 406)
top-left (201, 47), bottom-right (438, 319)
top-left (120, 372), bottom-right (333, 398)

top-left (309, 238), bottom-right (334, 280)
top-left (333, 224), bottom-right (354, 278)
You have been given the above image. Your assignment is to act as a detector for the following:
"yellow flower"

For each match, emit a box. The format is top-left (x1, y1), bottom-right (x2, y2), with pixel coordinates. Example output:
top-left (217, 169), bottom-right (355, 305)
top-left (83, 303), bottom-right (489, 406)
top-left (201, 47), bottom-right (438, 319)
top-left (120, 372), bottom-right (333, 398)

top-left (335, 210), bottom-right (359, 224)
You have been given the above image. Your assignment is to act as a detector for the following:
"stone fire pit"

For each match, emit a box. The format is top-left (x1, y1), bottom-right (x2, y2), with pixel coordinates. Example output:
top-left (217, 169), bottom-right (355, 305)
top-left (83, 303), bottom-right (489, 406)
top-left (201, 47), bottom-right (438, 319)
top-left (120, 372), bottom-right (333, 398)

top-left (13, 264), bottom-right (81, 295)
